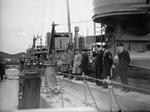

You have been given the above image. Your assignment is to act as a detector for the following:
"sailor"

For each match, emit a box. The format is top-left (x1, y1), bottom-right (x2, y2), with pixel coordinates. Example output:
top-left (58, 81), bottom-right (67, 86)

top-left (81, 49), bottom-right (89, 76)
top-left (117, 43), bottom-right (130, 92)
top-left (102, 45), bottom-right (113, 88)
top-left (95, 45), bottom-right (104, 86)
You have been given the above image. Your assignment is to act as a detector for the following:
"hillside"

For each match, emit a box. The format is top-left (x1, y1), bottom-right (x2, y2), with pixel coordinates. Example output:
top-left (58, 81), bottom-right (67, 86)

top-left (0, 52), bottom-right (12, 59)
top-left (12, 52), bottom-right (26, 59)
top-left (0, 51), bottom-right (26, 60)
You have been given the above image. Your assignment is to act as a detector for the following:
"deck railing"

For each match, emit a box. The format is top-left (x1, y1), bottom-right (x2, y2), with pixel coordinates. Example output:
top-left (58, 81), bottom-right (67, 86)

top-left (57, 72), bottom-right (150, 112)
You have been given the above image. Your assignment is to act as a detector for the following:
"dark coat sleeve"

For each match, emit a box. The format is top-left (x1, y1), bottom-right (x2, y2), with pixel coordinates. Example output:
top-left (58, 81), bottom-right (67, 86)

top-left (0, 63), bottom-right (5, 76)
top-left (118, 50), bottom-right (130, 69)
top-left (104, 52), bottom-right (113, 67)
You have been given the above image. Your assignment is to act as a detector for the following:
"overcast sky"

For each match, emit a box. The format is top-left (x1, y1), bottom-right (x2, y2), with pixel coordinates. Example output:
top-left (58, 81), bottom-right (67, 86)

top-left (0, 0), bottom-right (94, 54)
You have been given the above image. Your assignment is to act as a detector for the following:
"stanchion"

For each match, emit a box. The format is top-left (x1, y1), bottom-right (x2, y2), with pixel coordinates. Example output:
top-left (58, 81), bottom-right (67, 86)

top-left (111, 87), bottom-right (121, 112)
top-left (58, 72), bottom-right (123, 111)
top-left (82, 73), bottom-right (88, 106)
top-left (108, 82), bottom-right (112, 112)
top-left (59, 72), bottom-right (64, 108)
top-left (106, 77), bottom-right (121, 112)
top-left (57, 72), bottom-right (150, 111)
top-left (82, 73), bottom-right (100, 112)
top-left (85, 80), bottom-right (100, 112)
top-left (108, 86), bottom-right (112, 112)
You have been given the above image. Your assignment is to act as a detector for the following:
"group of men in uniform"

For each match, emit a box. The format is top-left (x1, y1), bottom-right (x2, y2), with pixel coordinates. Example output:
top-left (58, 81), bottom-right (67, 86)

top-left (57, 42), bottom-right (130, 92)
top-left (94, 44), bottom-right (113, 88)
top-left (94, 42), bottom-right (130, 92)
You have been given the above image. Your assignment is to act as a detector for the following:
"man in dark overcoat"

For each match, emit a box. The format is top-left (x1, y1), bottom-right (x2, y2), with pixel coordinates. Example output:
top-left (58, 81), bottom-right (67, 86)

top-left (117, 43), bottom-right (130, 92)
top-left (95, 46), bottom-right (104, 86)
top-left (81, 50), bottom-right (89, 76)
top-left (103, 45), bottom-right (113, 88)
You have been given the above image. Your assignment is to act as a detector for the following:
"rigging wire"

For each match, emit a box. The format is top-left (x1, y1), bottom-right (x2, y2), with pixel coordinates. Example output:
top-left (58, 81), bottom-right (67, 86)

top-left (36, 2), bottom-right (45, 37)
top-left (38, 0), bottom-right (48, 47)
top-left (58, 19), bottom-right (93, 25)
top-left (39, 0), bottom-right (54, 46)
top-left (46, 0), bottom-right (54, 34)
top-left (41, 0), bottom-right (47, 36)
top-left (31, 0), bottom-right (48, 46)
top-left (50, 0), bottom-right (54, 23)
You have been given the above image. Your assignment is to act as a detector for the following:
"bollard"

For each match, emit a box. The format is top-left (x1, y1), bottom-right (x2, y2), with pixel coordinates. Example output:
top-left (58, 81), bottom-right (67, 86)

top-left (22, 71), bottom-right (41, 109)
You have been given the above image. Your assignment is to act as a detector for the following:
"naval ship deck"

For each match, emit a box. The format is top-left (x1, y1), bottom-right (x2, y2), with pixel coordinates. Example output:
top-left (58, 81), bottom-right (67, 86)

top-left (1, 67), bottom-right (150, 112)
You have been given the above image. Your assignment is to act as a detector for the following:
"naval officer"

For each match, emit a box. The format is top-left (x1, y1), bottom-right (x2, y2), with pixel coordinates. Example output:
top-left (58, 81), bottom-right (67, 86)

top-left (117, 43), bottom-right (130, 92)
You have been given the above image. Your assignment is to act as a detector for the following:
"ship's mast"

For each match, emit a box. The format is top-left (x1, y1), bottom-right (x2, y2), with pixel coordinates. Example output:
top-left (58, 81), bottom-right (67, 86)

top-left (66, 0), bottom-right (72, 46)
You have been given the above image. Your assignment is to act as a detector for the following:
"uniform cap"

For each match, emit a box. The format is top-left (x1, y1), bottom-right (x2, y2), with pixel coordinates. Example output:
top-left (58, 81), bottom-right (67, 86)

top-left (116, 42), bottom-right (124, 47)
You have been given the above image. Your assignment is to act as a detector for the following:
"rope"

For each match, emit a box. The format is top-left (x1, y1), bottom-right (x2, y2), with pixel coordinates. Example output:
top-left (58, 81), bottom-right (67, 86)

top-left (35, 1), bottom-right (45, 37)
top-left (58, 19), bottom-right (93, 25)
top-left (58, 77), bottom-right (71, 89)
top-left (5, 74), bottom-right (19, 77)
top-left (58, 72), bottom-right (103, 82)
top-left (34, 0), bottom-right (47, 46)
top-left (111, 80), bottom-right (150, 93)
top-left (6, 77), bottom-right (19, 80)
top-left (58, 72), bottom-right (150, 93)
top-left (116, 92), bottom-right (150, 105)
top-left (129, 64), bottom-right (150, 70)
top-left (58, 72), bottom-right (82, 78)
